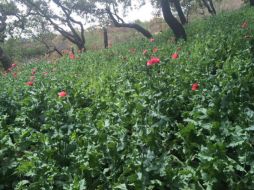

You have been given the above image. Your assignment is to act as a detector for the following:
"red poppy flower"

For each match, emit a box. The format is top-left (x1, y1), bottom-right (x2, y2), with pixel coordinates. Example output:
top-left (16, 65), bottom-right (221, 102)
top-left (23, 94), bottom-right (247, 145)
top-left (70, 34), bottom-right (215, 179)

top-left (149, 38), bottom-right (155, 42)
top-left (241, 21), bottom-right (248, 28)
top-left (11, 63), bottom-right (17, 68)
top-left (192, 83), bottom-right (199, 91)
top-left (147, 57), bottom-right (160, 66)
top-left (143, 49), bottom-right (148, 55)
top-left (171, 53), bottom-right (179, 59)
top-left (69, 53), bottom-right (75, 59)
top-left (58, 91), bottom-right (67, 97)
top-left (25, 81), bottom-right (33, 86)
top-left (12, 72), bottom-right (17, 78)
top-left (153, 47), bottom-right (158, 53)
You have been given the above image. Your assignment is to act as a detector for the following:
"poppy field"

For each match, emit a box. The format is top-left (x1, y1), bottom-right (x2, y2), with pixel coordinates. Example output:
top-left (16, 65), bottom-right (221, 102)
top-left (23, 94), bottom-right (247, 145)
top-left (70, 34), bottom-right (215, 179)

top-left (1, 7), bottom-right (254, 190)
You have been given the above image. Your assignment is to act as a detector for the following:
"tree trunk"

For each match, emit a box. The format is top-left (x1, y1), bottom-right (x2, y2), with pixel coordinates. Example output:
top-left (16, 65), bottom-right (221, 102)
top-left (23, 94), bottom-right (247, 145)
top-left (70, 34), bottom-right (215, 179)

top-left (128, 23), bottom-right (153, 39)
top-left (207, 0), bottom-right (216, 15)
top-left (161, 0), bottom-right (187, 41)
top-left (103, 27), bottom-right (108, 48)
top-left (47, 48), bottom-right (63, 57)
top-left (250, 38), bottom-right (254, 58)
top-left (202, 0), bottom-right (216, 15)
top-left (107, 10), bottom-right (153, 39)
top-left (76, 42), bottom-right (85, 52)
top-left (0, 47), bottom-right (11, 70)
top-left (114, 22), bottom-right (152, 39)
top-left (172, 0), bottom-right (187, 25)
top-left (38, 38), bottom-right (63, 57)
top-left (250, 0), bottom-right (254, 6)
top-left (186, 5), bottom-right (191, 23)
top-left (54, 47), bottom-right (63, 56)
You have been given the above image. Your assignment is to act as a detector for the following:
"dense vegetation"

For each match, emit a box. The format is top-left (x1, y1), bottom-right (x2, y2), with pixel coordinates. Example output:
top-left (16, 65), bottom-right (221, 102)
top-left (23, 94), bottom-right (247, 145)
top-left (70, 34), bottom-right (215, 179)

top-left (1, 38), bottom-right (47, 62)
top-left (0, 6), bottom-right (254, 189)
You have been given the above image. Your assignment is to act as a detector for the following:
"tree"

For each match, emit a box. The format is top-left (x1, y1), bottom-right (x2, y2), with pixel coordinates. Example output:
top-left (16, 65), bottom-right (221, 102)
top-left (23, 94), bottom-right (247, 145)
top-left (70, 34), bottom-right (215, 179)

top-left (160, 0), bottom-right (187, 41)
top-left (33, 32), bottom-right (63, 57)
top-left (106, 8), bottom-right (153, 39)
top-left (0, 47), bottom-right (12, 70)
top-left (103, 27), bottom-right (108, 48)
top-left (92, 0), bottom-right (153, 39)
top-left (147, 0), bottom-right (187, 40)
top-left (24, 16), bottom-right (63, 56)
top-left (0, 1), bottom-right (19, 70)
top-left (250, 0), bottom-right (254, 6)
top-left (200, 0), bottom-right (216, 15)
top-left (171, 0), bottom-right (187, 25)
top-left (20, 0), bottom-right (88, 51)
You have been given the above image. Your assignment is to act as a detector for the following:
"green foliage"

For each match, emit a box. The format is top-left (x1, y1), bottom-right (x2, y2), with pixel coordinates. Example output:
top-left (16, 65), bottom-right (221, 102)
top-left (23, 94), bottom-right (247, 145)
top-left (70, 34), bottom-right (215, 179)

top-left (0, 1), bottom-right (20, 41)
top-left (0, 1), bottom-right (18, 16)
top-left (0, 6), bottom-right (254, 189)
top-left (1, 38), bottom-right (47, 61)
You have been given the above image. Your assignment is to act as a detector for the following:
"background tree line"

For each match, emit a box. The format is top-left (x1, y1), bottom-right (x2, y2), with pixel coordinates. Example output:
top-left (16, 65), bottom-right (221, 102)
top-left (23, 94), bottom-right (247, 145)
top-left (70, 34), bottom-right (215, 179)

top-left (0, 0), bottom-right (253, 70)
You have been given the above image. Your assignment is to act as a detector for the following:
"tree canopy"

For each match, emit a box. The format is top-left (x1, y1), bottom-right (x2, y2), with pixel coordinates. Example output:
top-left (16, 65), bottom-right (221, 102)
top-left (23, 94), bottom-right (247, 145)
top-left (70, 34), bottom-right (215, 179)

top-left (19, 0), bottom-right (96, 50)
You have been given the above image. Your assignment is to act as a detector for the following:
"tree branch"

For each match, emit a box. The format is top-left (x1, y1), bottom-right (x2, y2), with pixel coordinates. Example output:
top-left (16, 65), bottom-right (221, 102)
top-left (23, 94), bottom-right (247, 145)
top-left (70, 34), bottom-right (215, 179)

top-left (21, 0), bottom-right (85, 50)
top-left (51, 0), bottom-right (85, 48)
top-left (106, 8), bottom-right (152, 39)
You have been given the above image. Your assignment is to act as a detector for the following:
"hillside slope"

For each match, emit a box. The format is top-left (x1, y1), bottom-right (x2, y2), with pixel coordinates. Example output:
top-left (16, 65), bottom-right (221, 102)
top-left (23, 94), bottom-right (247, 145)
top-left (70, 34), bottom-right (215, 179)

top-left (0, 6), bottom-right (254, 190)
